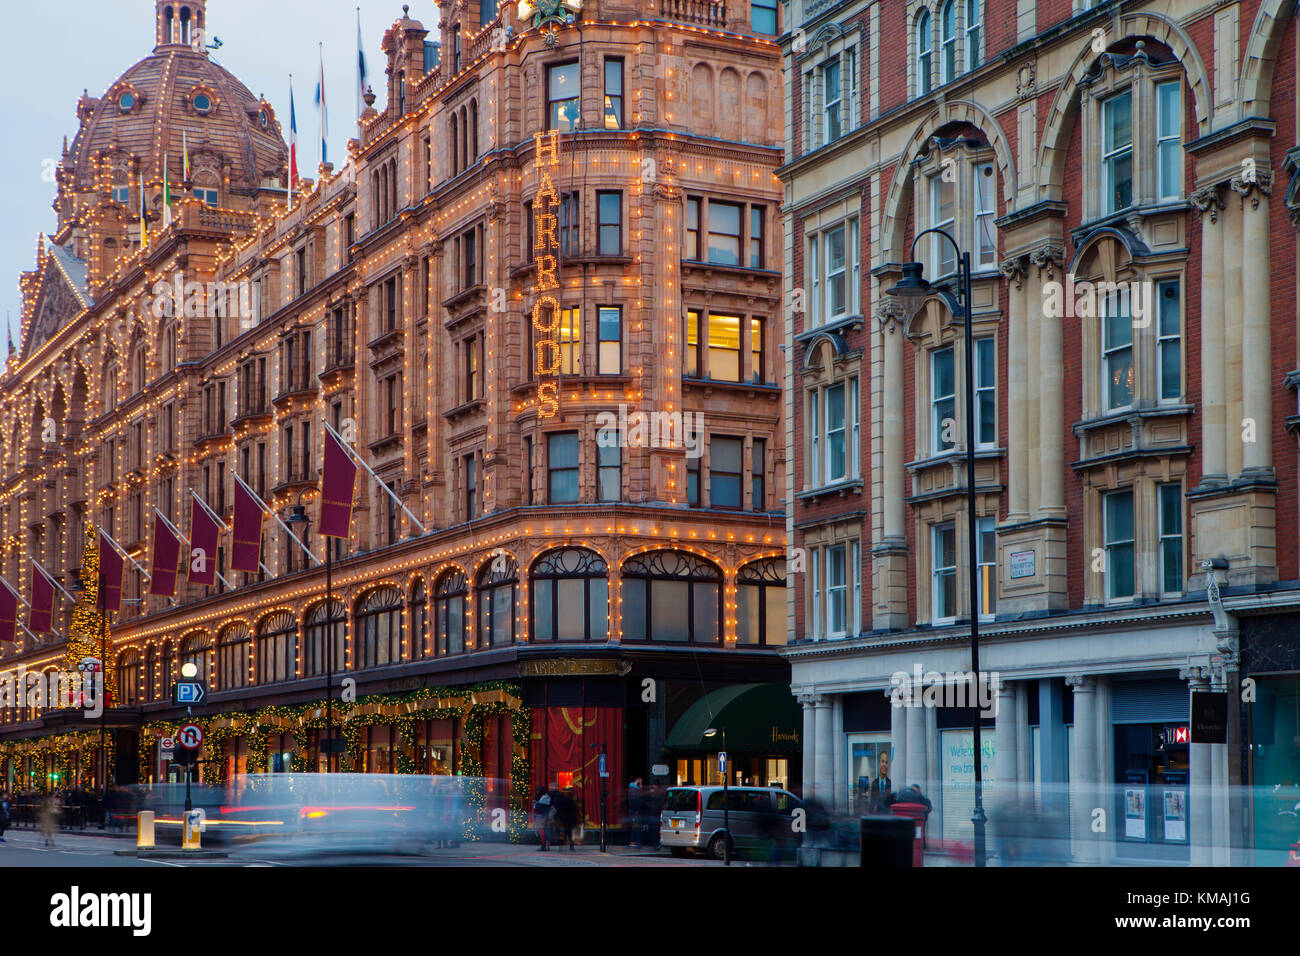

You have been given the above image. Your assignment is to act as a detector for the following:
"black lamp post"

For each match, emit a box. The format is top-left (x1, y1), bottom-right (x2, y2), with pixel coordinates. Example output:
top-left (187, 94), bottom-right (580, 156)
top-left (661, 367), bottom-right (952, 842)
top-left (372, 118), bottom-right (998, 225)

top-left (888, 231), bottom-right (987, 868)
top-left (704, 727), bottom-right (729, 866)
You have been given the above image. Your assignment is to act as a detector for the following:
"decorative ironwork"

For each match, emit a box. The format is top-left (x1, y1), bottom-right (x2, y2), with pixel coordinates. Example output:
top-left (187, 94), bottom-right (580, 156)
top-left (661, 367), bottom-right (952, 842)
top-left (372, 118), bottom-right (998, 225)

top-left (738, 557), bottom-right (786, 584)
top-left (621, 549), bottom-right (722, 581)
top-left (531, 547), bottom-right (607, 577)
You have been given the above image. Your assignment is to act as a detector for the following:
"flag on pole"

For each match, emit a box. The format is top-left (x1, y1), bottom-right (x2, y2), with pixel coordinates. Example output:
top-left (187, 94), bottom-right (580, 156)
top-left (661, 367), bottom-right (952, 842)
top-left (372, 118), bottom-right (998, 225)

top-left (357, 7), bottom-right (368, 119)
top-left (28, 561), bottom-right (55, 633)
top-left (188, 492), bottom-right (221, 587)
top-left (149, 513), bottom-right (183, 597)
top-left (320, 428), bottom-right (358, 538)
top-left (231, 480), bottom-right (264, 573)
top-left (98, 530), bottom-right (125, 613)
top-left (162, 151), bottom-right (172, 227)
top-left (288, 78), bottom-right (299, 209)
top-left (139, 172), bottom-right (148, 246)
top-left (0, 578), bottom-right (18, 643)
top-left (183, 129), bottom-right (189, 182)
top-left (315, 44), bottom-right (329, 168)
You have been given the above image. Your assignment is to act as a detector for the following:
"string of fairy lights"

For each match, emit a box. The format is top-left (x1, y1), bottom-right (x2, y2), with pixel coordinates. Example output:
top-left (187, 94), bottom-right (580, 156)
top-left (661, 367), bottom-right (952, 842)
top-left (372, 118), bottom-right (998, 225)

top-left (0, 15), bottom-right (785, 716)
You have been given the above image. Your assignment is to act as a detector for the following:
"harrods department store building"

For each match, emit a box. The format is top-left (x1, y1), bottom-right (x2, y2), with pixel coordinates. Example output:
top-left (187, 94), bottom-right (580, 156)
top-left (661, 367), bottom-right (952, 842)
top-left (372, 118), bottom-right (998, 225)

top-left (0, 0), bottom-right (797, 827)
top-left (782, 0), bottom-right (1300, 865)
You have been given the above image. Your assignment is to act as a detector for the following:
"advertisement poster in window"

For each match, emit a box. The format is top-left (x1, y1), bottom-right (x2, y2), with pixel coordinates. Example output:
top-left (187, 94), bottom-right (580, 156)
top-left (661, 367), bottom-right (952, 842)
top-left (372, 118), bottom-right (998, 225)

top-left (1123, 769), bottom-right (1148, 840)
top-left (1162, 770), bottom-right (1187, 843)
top-left (846, 733), bottom-right (892, 813)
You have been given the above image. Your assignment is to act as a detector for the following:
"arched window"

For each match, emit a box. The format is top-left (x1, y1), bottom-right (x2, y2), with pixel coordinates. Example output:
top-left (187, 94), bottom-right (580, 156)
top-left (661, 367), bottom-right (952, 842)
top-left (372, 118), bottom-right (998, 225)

top-left (117, 650), bottom-right (143, 706)
top-left (736, 558), bottom-right (787, 646)
top-left (531, 548), bottom-right (608, 642)
top-left (105, 363), bottom-right (120, 410)
top-left (450, 113), bottom-right (459, 175)
top-left (940, 0), bottom-right (956, 84)
top-left (160, 639), bottom-right (174, 690)
top-left (179, 631), bottom-right (212, 683)
top-left (132, 341), bottom-right (148, 394)
top-left (476, 555), bottom-right (517, 650)
top-left (433, 570), bottom-right (467, 656)
top-left (965, 0), bottom-right (981, 71)
top-left (304, 600), bottom-right (346, 677)
top-left (357, 586), bottom-right (403, 668)
top-left (411, 579), bottom-right (430, 657)
top-left (144, 643), bottom-right (158, 701)
top-left (217, 623), bottom-right (251, 690)
top-left (620, 550), bottom-right (722, 643)
top-left (162, 322), bottom-right (178, 372)
top-left (257, 610), bottom-right (296, 684)
top-left (916, 9), bottom-right (932, 96)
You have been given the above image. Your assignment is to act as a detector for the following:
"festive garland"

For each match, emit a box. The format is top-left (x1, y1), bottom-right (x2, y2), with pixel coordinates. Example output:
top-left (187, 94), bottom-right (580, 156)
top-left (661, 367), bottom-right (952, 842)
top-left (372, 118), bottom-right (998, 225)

top-left (0, 732), bottom-right (112, 792)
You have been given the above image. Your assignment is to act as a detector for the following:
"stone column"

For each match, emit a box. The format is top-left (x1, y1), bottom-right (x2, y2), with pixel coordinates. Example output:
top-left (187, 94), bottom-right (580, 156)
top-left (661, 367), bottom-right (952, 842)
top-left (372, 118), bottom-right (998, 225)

top-left (1233, 171), bottom-right (1274, 478)
top-left (799, 694), bottom-right (818, 801)
top-left (994, 678), bottom-right (1019, 800)
top-left (1014, 681), bottom-right (1031, 801)
top-left (1032, 246), bottom-right (1066, 517)
top-left (1223, 192), bottom-right (1245, 479)
top-left (889, 688), bottom-right (907, 792)
top-left (1182, 667), bottom-right (1212, 866)
top-left (832, 696), bottom-right (846, 812)
top-left (1000, 257), bottom-right (1029, 520)
top-left (814, 695), bottom-right (834, 802)
top-left (1190, 185), bottom-right (1227, 487)
top-left (905, 699), bottom-right (926, 792)
top-left (1066, 675), bottom-right (1100, 864)
top-left (873, 305), bottom-right (909, 629)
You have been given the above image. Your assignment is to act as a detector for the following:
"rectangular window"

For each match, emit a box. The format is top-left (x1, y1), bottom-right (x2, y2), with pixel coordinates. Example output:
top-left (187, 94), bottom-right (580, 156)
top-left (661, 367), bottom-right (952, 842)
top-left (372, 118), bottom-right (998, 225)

top-left (973, 162), bottom-right (996, 267)
top-left (465, 336), bottom-right (480, 402)
top-left (686, 454), bottom-right (700, 506)
top-left (931, 347), bottom-right (956, 453)
top-left (932, 522), bottom-right (957, 621)
top-left (751, 0), bottom-right (777, 35)
top-left (1104, 489), bottom-right (1136, 600)
top-left (685, 309), bottom-right (700, 376)
top-left (1102, 91), bottom-right (1134, 214)
top-left (465, 454), bottom-right (477, 519)
top-left (709, 436), bottom-right (743, 510)
top-left (810, 548), bottom-right (821, 637)
top-left (548, 61), bottom-right (580, 133)
top-left (597, 442), bottom-right (621, 502)
top-left (524, 436), bottom-right (534, 505)
top-left (548, 432), bottom-right (579, 503)
top-left (1103, 297), bottom-right (1134, 410)
top-left (977, 515), bottom-right (997, 617)
top-left (597, 191), bottom-right (621, 255)
top-left (559, 192), bottom-right (579, 258)
top-left (1156, 81), bottom-right (1182, 200)
top-left (598, 306), bottom-right (621, 374)
top-left (929, 174), bottom-right (956, 275)
top-left (1159, 483), bottom-right (1184, 595)
top-left (826, 544), bottom-right (847, 636)
top-left (686, 197), bottom-right (700, 260)
top-left (749, 206), bottom-right (764, 269)
top-left (808, 390), bottom-right (820, 486)
top-left (843, 48), bottom-right (857, 133)
top-left (385, 375), bottom-right (398, 436)
top-left (603, 58), bottom-right (623, 129)
top-left (559, 307), bottom-right (580, 374)
top-left (297, 247), bottom-right (308, 296)
top-left (707, 313), bottom-right (741, 381)
top-left (823, 58), bottom-right (842, 143)
top-left (825, 382), bottom-right (846, 482)
top-left (707, 201), bottom-right (742, 266)
top-left (752, 438), bottom-right (765, 510)
top-left (824, 224), bottom-right (847, 320)
top-left (975, 337), bottom-right (996, 447)
top-left (1158, 280), bottom-right (1181, 402)
top-left (965, 0), bottom-right (981, 71)
top-left (750, 317), bottom-right (763, 383)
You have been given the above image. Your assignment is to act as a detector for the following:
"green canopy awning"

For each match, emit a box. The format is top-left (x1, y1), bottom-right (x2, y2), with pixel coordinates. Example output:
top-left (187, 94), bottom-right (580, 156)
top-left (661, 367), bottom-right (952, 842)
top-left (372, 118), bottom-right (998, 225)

top-left (664, 683), bottom-right (802, 754)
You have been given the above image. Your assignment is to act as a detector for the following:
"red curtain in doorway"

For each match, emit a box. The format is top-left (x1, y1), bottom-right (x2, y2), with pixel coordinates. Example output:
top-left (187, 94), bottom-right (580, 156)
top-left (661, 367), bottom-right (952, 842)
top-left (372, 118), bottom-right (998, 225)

top-left (534, 706), bottom-right (624, 828)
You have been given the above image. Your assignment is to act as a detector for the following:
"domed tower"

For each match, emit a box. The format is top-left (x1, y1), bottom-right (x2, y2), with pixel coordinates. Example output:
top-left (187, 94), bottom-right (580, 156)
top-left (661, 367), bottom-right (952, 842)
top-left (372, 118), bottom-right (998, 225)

top-left (54, 0), bottom-right (289, 291)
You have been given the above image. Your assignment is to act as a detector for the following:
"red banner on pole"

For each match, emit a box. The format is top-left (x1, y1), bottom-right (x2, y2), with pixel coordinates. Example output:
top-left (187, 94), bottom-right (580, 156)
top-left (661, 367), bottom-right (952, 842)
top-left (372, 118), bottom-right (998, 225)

top-left (98, 531), bottom-right (125, 613)
top-left (29, 562), bottom-right (54, 633)
top-left (231, 481), bottom-right (263, 573)
top-left (188, 493), bottom-right (220, 587)
top-left (150, 514), bottom-right (182, 597)
top-left (320, 429), bottom-right (358, 538)
top-left (0, 579), bottom-right (18, 642)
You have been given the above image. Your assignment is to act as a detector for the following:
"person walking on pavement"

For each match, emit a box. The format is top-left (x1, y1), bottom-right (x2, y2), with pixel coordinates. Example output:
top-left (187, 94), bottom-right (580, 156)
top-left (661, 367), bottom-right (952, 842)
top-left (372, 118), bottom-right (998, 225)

top-left (626, 778), bottom-right (642, 848)
top-left (39, 791), bottom-right (58, 847)
top-left (553, 786), bottom-right (578, 851)
top-left (0, 791), bottom-right (10, 843)
top-left (533, 787), bottom-right (553, 851)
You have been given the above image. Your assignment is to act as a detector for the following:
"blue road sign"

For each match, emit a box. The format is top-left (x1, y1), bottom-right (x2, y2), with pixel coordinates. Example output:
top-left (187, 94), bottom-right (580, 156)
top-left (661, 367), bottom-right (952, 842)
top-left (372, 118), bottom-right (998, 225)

top-left (598, 753), bottom-right (608, 778)
top-left (718, 751), bottom-right (727, 775)
top-left (174, 681), bottom-right (206, 705)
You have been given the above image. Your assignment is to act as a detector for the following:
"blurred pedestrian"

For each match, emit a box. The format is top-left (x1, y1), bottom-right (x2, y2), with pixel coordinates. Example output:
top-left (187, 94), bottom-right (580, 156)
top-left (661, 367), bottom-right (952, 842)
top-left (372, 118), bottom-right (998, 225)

top-left (553, 786), bottom-right (578, 851)
top-left (533, 786), bottom-right (553, 851)
top-left (0, 791), bottom-right (10, 843)
top-left (626, 778), bottom-right (642, 848)
top-left (39, 791), bottom-right (58, 847)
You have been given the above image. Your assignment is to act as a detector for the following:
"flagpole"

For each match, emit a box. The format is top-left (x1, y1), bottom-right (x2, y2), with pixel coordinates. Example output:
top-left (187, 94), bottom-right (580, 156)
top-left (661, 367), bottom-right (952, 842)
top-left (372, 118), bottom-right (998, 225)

top-left (318, 42), bottom-right (327, 170)
top-left (188, 492), bottom-right (274, 578)
top-left (32, 560), bottom-right (76, 604)
top-left (233, 472), bottom-right (320, 564)
top-left (288, 74), bottom-right (295, 213)
top-left (0, 575), bottom-right (61, 643)
top-left (156, 505), bottom-right (232, 590)
top-left (99, 528), bottom-right (152, 581)
top-left (321, 419), bottom-right (427, 533)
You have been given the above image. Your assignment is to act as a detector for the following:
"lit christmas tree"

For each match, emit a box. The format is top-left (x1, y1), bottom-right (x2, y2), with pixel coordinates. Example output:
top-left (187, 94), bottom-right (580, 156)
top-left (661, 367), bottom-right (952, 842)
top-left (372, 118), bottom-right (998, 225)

top-left (64, 527), bottom-right (117, 708)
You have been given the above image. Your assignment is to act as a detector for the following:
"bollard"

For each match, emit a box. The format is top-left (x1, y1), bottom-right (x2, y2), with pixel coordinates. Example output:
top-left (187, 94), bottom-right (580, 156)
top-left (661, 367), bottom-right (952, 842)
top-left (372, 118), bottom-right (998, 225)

top-left (182, 808), bottom-right (203, 850)
top-left (137, 810), bottom-right (155, 849)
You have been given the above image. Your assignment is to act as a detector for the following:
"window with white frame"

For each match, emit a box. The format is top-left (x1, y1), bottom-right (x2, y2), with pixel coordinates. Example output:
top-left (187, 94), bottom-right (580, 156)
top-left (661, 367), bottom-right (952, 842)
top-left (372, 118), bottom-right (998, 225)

top-left (931, 347), bottom-right (956, 453)
top-left (1102, 295), bottom-right (1134, 411)
top-left (1101, 91), bottom-right (1133, 214)
top-left (916, 10), bottom-right (932, 96)
top-left (975, 337), bottom-right (996, 447)
top-left (1157, 279), bottom-right (1181, 402)
top-left (1159, 482), bottom-right (1183, 596)
top-left (809, 541), bottom-right (859, 639)
top-left (965, 0), bottom-right (981, 71)
top-left (973, 162), bottom-right (996, 267)
top-left (929, 174), bottom-right (956, 276)
top-left (807, 217), bottom-right (859, 325)
top-left (1155, 81), bottom-right (1182, 200)
top-left (940, 0), bottom-right (956, 84)
top-left (1104, 489), bottom-right (1135, 600)
top-left (932, 522), bottom-right (957, 621)
top-left (977, 516), bottom-right (996, 617)
top-left (808, 377), bottom-right (860, 487)
top-left (823, 58), bottom-right (842, 144)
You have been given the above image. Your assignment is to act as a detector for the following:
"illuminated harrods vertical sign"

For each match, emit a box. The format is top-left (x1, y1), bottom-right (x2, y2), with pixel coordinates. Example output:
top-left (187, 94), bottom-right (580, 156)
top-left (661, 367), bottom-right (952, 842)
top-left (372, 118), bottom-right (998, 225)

top-left (532, 129), bottom-right (562, 418)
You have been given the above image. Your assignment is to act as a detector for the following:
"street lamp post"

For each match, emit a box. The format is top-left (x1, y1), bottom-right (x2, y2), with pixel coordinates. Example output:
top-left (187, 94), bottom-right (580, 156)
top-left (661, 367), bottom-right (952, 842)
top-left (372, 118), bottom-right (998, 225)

top-left (888, 233), bottom-right (988, 867)
top-left (180, 661), bottom-right (198, 813)
top-left (704, 727), bottom-right (729, 866)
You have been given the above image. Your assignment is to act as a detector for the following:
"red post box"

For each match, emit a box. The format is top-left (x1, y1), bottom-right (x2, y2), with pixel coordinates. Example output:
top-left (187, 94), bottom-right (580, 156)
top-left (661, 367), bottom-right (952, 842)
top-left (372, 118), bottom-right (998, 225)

top-left (890, 802), bottom-right (930, 867)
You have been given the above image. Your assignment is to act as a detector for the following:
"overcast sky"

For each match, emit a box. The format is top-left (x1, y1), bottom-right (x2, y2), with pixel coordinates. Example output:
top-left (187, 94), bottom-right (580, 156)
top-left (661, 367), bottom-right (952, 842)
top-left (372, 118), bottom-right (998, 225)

top-left (0, 0), bottom-right (442, 347)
